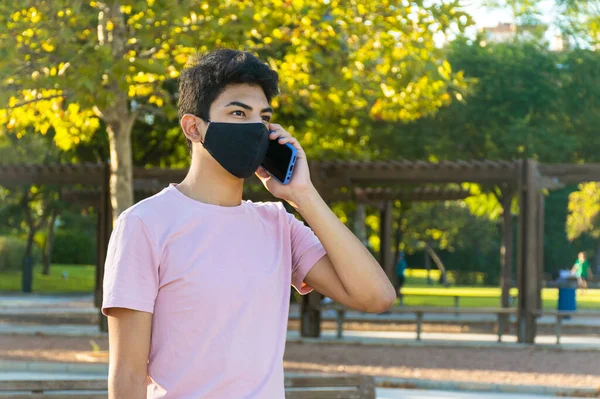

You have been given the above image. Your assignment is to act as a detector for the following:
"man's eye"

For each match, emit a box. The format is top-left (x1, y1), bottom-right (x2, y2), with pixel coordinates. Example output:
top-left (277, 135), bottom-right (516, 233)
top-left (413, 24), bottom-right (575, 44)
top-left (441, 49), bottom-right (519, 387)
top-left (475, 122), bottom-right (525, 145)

top-left (232, 110), bottom-right (245, 116)
top-left (262, 115), bottom-right (272, 122)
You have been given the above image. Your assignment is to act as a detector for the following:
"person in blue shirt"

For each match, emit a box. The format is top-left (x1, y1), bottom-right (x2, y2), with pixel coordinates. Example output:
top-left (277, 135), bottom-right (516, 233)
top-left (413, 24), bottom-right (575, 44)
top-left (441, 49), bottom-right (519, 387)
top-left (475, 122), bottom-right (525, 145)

top-left (396, 251), bottom-right (408, 293)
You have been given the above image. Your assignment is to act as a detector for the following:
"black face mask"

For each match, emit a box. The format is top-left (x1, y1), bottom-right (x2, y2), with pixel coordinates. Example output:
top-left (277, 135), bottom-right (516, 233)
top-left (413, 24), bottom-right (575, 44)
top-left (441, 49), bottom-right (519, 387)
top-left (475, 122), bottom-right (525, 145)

top-left (201, 121), bottom-right (270, 179)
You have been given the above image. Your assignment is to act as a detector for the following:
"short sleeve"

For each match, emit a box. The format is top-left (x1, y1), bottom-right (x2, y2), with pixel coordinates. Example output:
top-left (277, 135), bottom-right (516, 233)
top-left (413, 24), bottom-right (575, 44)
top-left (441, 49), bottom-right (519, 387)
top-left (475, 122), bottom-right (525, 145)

top-left (102, 212), bottom-right (160, 316)
top-left (288, 212), bottom-right (327, 295)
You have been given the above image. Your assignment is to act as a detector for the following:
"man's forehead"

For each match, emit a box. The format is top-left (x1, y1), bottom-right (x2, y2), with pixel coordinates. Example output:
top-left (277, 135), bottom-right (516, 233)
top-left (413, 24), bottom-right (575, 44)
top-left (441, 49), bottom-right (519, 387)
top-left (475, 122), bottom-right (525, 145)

top-left (214, 84), bottom-right (270, 107)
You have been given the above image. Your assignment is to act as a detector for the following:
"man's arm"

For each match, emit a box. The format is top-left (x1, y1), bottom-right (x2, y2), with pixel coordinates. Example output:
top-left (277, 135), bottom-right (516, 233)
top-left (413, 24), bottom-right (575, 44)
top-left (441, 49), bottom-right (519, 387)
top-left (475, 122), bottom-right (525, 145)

top-left (106, 308), bottom-right (152, 399)
top-left (296, 188), bottom-right (397, 313)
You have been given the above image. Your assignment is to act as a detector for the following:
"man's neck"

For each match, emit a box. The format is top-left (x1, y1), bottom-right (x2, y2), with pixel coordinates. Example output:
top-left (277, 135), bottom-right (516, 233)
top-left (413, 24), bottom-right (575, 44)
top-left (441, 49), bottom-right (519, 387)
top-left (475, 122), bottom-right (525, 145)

top-left (177, 153), bottom-right (244, 207)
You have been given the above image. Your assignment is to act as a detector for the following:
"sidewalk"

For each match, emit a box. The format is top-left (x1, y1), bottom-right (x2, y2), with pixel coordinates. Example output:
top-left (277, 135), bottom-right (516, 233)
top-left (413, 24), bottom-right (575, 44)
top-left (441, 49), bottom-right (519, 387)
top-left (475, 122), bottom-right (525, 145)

top-left (0, 361), bottom-right (597, 398)
top-left (289, 303), bottom-right (600, 328)
top-left (286, 329), bottom-right (600, 350)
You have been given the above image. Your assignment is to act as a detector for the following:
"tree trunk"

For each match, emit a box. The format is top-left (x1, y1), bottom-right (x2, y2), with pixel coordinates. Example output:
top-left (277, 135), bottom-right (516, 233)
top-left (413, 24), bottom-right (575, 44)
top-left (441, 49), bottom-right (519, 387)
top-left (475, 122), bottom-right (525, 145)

top-left (106, 114), bottom-right (135, 219)
top-left (95, 1), bottom-right (136, 221)
top-left (425, 243), bottom-right (447, 284)
top-left (42, 209), bottom-right (58, 275)
top-left (22, 225), bottom-right (36, 293)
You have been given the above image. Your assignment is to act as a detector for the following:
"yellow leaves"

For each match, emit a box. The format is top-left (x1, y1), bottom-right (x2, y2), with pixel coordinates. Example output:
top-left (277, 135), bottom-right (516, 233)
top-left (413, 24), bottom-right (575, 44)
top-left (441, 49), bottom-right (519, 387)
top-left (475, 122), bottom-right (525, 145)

top-left (41, 42), bottom-right (54, 52)
top-left (30, 9), bottom-right (41, 24)
top-left (380, 82), bottom-right (396, 98)
top-left (175, 53), bottom-right (188, 65)
top-left (106, 21), bottom-right (114, 32)
top-left (149, 95), bottom-right (164, 107)
top-left (272, 28), bottom-right (283, 39)
top-left (437, 59), bottom-right (452, 80)
top-left (1, 89), bottom-right (99, 151)
top-left (327, 93), bottom-right (341, 104)
top-left (120, 5), bottom-right (133, 14)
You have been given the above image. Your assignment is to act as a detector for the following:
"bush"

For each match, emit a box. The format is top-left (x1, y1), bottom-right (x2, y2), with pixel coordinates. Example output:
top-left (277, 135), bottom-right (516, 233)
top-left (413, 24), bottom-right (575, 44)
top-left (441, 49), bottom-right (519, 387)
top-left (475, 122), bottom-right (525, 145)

top-left (52, 231), bottom-right (96, 265)
top-left (0, 236), bottom-right (41, 271)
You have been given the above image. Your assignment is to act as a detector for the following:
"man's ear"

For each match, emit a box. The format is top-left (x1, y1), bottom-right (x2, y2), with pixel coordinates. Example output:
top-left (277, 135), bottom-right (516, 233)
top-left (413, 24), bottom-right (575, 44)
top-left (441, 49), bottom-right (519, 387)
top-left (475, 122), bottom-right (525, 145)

top-left (181, 114), bottom-right (207, 143)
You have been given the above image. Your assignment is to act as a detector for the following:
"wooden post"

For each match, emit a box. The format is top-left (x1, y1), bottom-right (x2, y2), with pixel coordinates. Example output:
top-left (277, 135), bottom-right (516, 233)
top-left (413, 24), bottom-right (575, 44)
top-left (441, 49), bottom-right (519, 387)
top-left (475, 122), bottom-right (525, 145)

top-left (380, 200), bottom-right (394, 283)
top-left (354, 203), bottom-right (368, 247)
top-left (300, 291), bottom-right (322, 337)
top-left (499, 187), bottom-right (515, 333)
top-left (537, 192), bottom-right (545, 312)
top-left (517, 159), bottom-right (540, 344)
top-left (96, 163), bottom-right (112, 333)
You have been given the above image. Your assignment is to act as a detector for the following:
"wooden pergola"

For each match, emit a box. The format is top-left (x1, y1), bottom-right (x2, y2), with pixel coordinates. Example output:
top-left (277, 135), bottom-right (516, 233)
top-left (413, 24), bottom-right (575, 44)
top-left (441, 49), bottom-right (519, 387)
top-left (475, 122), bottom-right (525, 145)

top-left (2, 160), bottom-right (600, 343)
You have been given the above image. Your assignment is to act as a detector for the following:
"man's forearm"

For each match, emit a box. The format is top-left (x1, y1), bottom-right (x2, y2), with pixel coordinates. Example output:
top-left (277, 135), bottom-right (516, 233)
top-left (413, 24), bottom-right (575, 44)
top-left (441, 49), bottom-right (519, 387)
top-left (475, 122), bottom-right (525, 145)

top-left (109, 369), bottom-right (147, 399)
top-left (294, 187), bottom-right (395, 306)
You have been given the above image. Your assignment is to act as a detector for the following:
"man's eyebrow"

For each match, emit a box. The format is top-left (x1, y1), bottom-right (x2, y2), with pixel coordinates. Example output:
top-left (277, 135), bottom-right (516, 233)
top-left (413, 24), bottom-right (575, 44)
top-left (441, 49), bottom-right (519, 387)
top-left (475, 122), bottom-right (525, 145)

top-left (224, 101), bottom-right (273, 113)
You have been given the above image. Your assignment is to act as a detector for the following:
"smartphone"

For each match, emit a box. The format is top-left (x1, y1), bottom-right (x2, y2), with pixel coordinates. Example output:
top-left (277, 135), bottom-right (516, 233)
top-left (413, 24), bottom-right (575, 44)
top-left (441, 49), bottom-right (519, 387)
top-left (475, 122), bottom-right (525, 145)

top-left (261, 139), bottom-right (297, 185)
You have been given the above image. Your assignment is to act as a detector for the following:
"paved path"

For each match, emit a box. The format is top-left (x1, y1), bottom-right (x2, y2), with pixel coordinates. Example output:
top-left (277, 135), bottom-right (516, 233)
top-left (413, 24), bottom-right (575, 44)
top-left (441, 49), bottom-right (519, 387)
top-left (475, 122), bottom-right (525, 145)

top-left (286, 329), bottom-right (600, 348)
top-left (289, 304), bottom-right (600, 328)
top-left (376, 388), bottom-right (582, 399)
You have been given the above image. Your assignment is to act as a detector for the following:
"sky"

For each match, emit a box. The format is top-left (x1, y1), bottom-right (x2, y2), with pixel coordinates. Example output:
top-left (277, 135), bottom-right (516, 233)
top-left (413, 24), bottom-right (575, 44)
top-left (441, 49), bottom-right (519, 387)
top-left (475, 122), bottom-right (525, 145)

top-left (452, 0), bottom-right (562, 47)
top-left (465, 0), bottom-right (558, 27)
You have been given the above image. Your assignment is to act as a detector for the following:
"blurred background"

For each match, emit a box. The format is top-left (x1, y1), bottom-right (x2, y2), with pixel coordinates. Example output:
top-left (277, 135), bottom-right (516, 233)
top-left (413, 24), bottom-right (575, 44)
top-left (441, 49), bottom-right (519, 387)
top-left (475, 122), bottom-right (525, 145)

top-left (1, 1), bottom-right (600, 398)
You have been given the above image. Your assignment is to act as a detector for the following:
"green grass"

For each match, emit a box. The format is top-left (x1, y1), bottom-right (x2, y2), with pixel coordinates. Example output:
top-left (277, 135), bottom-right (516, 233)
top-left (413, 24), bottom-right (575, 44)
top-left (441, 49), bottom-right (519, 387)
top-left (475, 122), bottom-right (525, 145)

top-left (399, 283), bottom-right (600, 310)
top-left (0, 264), bottom-right (95, 293)
top-left (2, 265), bottom-right (599, 311)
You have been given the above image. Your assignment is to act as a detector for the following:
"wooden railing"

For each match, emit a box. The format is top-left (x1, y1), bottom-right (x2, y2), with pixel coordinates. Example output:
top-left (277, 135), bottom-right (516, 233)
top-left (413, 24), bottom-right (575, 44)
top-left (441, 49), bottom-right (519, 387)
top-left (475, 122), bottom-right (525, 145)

top-left (397, 293), bottom-right (518, 311)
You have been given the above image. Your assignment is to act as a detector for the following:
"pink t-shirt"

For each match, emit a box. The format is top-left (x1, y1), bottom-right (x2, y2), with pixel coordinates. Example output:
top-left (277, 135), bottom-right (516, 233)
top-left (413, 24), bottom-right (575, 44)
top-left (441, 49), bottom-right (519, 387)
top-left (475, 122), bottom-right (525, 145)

top-left (102, 184), bottom-right (326, 398)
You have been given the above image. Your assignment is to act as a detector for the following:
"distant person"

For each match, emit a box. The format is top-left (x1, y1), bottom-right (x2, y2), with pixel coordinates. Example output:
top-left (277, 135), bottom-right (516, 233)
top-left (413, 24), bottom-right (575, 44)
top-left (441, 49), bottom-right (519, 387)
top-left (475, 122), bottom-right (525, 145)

top-left (102, 49), bottom-right (395, 398)
top-left (396, 251), bottom-right (408, 293)
top-left (571, 251), bottom-right (593, 289)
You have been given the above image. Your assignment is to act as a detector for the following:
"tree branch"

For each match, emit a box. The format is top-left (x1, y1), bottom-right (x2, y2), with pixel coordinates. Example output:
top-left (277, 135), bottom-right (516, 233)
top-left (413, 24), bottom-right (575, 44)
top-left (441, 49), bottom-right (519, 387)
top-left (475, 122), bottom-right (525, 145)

top-left (7, 94), bottom-right (65, 110)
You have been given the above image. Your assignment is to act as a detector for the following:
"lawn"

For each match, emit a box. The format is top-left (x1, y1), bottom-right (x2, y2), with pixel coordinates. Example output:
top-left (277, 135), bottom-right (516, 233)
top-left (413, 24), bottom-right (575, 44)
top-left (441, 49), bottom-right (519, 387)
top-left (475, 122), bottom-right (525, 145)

top-left (401, 269), bottom-right (600, 310)
top-left (0, 264), bottom-right (95, 293)
top-left (2, 265), bottom-right (599, 311)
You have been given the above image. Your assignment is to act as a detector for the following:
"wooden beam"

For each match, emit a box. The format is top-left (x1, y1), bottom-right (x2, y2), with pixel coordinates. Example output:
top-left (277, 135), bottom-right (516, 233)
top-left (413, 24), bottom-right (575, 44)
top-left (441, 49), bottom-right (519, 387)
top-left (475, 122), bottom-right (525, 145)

top-left (539, 163), bottom-right (600, 184)
top-left (380, 201), bottom-right (394, 283)
top-left (0, 164), bottom-right (104, 186)
top-left (320, 160), bottom-right (519, 185)
top-left (517, 159), bottom-right (540, 344)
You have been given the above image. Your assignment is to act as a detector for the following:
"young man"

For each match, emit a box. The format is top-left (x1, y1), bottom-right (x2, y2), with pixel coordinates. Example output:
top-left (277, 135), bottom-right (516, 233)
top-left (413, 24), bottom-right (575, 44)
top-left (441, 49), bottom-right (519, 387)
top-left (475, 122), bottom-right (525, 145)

top-left (102, 49), bottom-right (396, 399)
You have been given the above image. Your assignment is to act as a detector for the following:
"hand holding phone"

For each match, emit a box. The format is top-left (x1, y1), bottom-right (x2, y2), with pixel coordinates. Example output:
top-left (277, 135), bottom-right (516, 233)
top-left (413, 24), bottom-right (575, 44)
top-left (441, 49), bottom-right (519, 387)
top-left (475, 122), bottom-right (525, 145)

top-left (261, 136), bottom-right (297, 185)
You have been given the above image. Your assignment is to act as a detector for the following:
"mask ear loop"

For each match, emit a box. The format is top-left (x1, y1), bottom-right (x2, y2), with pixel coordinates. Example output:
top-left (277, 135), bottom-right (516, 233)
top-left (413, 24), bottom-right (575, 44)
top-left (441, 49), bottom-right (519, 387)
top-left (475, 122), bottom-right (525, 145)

top-left (199, 119), bottom-right (211, 145)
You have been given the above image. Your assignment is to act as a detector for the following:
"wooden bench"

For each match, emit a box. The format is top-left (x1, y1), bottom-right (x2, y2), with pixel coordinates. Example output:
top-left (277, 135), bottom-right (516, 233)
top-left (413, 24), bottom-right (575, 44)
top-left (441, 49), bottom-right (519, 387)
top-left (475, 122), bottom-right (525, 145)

top-left (533, 310), bottom-right (600, 345)
top-left (0, 374), bottom-right (376, 399)
top-left (319, 303), bottom-right (516, 342)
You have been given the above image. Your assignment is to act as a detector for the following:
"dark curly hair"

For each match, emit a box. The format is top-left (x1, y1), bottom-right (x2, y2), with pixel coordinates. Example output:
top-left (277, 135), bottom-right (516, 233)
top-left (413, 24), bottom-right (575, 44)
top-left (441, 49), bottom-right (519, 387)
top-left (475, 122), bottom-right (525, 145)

top-left (178, 49), bottom-right (280, 151)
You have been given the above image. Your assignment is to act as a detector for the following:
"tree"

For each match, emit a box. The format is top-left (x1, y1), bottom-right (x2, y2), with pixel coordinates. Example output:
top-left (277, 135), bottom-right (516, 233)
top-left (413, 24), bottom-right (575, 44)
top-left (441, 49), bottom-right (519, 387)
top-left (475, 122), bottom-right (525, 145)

top-left (567, 182), bottom-right (600, 263)
top-left (374, 39), bottom-right (575, 306)
top-left (0, 0), bottom-right (471, 218)
top-left (400, 201), bottom-right (500, 284)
